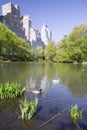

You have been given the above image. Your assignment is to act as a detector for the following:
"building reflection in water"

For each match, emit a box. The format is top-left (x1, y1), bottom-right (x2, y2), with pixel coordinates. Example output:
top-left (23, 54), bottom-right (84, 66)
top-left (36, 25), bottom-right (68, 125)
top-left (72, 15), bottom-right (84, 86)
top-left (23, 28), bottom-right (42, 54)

top-left (25, 74), bottom-right (51, 99)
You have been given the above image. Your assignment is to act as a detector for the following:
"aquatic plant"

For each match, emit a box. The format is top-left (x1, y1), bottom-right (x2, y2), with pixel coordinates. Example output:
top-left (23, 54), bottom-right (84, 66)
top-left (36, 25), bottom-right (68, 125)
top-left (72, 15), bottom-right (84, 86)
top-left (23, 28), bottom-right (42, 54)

top-left (70, 104), bottom-right (83, 121)
top-left (0, 82), bottom-right (25, 99)
top-left (19, 97), bottom-right (38, 120)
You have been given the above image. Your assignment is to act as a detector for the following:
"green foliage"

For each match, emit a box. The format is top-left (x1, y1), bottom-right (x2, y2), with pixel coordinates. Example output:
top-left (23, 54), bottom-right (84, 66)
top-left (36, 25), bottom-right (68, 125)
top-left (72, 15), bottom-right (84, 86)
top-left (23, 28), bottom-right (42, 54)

top-left (36, 46), bottom-right (43, 55)
top-left (69, 24), bottom-right (87, 41)
top-left (0, 23), bottom-right (31, 61)
top-left (57, 38), bottom-right (74, 63)
top-left (30, 46), bottom-right (45, 62)
top-left (44, 41), bottom-right (57, 62)
top-left (0, 82), bottom-right (25, 99)
top-left (57, 25), bottom-right (87, 63)
top-left (1, 22), bottom-right (87, 63)
top-left (19, 97), bottom-right (38, 120)
top-left (70, 104), bottom-right (83, 121)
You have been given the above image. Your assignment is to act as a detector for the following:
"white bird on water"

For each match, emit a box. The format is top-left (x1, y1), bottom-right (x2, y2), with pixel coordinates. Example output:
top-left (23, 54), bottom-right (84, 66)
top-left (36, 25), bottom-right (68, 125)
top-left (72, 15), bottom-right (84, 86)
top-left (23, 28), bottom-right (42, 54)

top-left (52, 79), bottom-right (60, 84)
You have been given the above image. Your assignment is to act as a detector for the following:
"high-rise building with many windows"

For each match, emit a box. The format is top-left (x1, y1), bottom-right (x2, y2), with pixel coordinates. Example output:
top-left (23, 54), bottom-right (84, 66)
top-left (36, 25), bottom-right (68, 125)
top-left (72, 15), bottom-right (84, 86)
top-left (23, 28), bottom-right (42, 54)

top-left (21, 15), bottom-right (31, 42)
top-left (30, 27), bottom-right (45, 49)
top-left (2, 2), bottom-right (25, 39)
top-left (0, 2), bottom-right (52, 48)
top-left (41, 24), bottom-right (52, 45)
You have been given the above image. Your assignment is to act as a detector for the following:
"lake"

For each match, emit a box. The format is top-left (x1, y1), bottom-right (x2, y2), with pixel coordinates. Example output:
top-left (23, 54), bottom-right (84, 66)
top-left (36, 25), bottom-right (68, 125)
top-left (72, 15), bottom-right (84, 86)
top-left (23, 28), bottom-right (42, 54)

top-left (0, 62), bottom-right (87, 130)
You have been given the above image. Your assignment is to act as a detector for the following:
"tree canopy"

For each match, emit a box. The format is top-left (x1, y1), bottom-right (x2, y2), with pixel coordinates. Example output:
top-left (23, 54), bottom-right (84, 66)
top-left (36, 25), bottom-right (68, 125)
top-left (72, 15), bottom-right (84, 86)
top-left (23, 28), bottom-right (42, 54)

top-left (0, 23), bottom-right (87, 63)
top-left (44, 41), bottom-right (57, 62)
top-left (0, 23), bottom-right (30, 61)
top-left (57, 24), bottom-right (87, 63)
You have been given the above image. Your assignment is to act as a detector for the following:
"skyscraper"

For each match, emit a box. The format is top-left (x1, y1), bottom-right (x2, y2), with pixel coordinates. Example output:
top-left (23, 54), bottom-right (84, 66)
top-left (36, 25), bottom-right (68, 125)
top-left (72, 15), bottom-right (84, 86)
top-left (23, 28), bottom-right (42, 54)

top-left (41, 24), bottom-right (52, 45)
top-left (1, 2), bottom-right (52, 49)
top-left (2, 2), bottom-right (25, 39)
top-left (30, 27), bottom-right (45, 49)
top-left (21, 15), bottom-right (31, 42)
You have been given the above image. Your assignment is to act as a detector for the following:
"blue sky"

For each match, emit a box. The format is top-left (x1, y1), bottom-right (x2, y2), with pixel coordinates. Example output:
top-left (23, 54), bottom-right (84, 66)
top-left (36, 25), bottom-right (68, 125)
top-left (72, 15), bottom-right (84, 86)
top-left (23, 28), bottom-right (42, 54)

top-left (0, 0), bottom-right (87, 42)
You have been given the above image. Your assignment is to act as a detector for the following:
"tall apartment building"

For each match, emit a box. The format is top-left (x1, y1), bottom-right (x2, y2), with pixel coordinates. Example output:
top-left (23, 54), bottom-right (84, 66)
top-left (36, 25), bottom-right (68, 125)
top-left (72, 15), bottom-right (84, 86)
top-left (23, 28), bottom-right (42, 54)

top-left (30, 27), bottom-right (45, 49)
top-left (21, 15), bottom-right (31, 42)
top-left (2, 2), bottom-right (25, 39)
top-left (0, 2), bottom-right (52, 49)
top-left (41, 24), bottom-right (52, 45)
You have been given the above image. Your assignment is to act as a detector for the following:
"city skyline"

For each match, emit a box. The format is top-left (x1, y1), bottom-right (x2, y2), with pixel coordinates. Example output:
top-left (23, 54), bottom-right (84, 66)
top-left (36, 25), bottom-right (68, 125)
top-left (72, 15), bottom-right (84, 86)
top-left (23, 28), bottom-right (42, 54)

top-left (0, 0), bottom-right (87, 42)
top-left (1, 2), bottom-right (52, 48)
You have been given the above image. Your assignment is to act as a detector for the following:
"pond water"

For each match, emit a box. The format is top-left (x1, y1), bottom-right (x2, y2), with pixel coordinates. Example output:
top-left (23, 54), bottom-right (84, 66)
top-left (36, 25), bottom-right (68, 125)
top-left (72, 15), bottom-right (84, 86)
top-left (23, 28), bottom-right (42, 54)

top-left (0, 62), bottom-right (87, 130)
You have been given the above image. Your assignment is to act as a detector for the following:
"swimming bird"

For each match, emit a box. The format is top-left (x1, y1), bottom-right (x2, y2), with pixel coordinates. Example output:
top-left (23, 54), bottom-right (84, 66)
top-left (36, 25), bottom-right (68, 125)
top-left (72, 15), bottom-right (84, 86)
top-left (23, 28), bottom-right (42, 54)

top-left (52, 79), bottom-right (60, 84)
top-left (31, 89), bottom-right (42, 94)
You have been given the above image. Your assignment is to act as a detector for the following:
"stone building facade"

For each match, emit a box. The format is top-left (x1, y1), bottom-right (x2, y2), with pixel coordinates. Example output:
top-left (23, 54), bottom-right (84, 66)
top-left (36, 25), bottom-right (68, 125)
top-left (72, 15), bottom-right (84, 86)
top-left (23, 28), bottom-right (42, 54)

top-left (1, 2), bottom-right (52, 49)
top-left (2, 3), bottom-right (25, 39)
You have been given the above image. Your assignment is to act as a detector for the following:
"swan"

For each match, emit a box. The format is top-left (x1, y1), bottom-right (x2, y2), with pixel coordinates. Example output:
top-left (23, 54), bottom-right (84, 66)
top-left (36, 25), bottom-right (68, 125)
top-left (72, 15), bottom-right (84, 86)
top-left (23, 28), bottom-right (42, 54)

top-left (52, 79), bottom-right (60, 84)
top-left (31, 89), bottom-right (42, 94)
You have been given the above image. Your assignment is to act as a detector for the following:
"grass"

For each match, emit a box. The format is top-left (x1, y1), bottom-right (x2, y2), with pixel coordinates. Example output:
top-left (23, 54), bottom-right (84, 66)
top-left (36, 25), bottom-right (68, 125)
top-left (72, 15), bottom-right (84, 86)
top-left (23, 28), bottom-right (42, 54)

top-left (19, 97), bottom-right (38, 120)
top-left (0, 82), bottom-right (25, 99)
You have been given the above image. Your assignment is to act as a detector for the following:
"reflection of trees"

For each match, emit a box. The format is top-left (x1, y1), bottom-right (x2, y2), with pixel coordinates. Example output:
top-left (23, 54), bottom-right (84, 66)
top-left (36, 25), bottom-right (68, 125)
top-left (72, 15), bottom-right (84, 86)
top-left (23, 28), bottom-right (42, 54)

top-left (0, 62), bottom-right (87, 98)
top-left (0, 62), bottom-right (32, 84)
top-left (44, 63), bottom-right (60, 80)
top-left (67, 80), bottom-right (87, 97)
top-left (57, 64), bottom-right (87, 97)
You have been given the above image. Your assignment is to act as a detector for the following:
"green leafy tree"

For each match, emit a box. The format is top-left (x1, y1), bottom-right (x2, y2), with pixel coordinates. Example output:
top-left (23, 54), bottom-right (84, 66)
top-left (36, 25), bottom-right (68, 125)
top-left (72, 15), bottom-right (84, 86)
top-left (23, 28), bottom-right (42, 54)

top-left (57, 38), bottom-right (73, 63)
top-left (0, 23), bottom-right (31, 61)
top-left (57, 25), bottom-right (87, 63)
top-left (69, 24), bottom-right (87, 41)
top-left (44, 41), bottom-right (57, 62)
top-left (35, 46), bottom-right (44, 61)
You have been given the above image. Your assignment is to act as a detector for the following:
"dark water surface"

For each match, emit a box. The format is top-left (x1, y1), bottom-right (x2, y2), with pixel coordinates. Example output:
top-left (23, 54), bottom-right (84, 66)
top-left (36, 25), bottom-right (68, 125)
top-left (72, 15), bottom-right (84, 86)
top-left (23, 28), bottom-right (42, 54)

top-left (0, 62), bottom-right (87, 130)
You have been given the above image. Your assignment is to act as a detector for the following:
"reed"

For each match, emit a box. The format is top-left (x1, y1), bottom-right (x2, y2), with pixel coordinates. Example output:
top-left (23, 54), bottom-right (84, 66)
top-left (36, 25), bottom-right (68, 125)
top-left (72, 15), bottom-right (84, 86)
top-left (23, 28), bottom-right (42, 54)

top-left (70, 104), bottom-right (83, 121)
top-left (0, 82), bottom-right (25, 99)
top-left (19, 97), bottom-right (38, 120)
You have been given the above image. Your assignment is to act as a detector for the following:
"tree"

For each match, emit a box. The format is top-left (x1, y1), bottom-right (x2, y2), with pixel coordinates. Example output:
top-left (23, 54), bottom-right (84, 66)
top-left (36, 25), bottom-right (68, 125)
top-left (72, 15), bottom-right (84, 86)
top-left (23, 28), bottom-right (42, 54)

top-left (44, 41), bottom-right (57, 62)
top-left (57, 38), bottom-right (73, 63)
top-left (57, 25), bottom-right (87, 63)
top-left (0, 23), bottom-right (31, 61)
top-left (69, 24), bottom-right (87, 41)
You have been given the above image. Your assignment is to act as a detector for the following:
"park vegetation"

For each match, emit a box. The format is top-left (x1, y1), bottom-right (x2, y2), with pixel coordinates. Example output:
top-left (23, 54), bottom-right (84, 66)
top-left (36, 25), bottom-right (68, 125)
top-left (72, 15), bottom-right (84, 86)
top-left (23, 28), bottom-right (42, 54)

top-left (0, 22), bottom-right (87, 63)
top-left (0, 23), bottom-right (30, 61)
top-left (70, 104), bottom-right (83, 120)
top-left (19, 97), bottom-right (38, 120)
top-left (70, 104), bottom-right (83, 124)
top-left (0, 82), bottom-right (25, 99)
top-left (0, 81), bottom-right (38, 120)
top-left (45, 24), bottom-right (87, 63)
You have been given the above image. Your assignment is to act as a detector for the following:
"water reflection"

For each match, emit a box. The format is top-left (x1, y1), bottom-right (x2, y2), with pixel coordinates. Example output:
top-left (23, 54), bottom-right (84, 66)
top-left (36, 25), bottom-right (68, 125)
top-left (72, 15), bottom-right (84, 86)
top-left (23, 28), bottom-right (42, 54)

top-left (57, 64), bottom-right (87, 97)
top-left (26, 75), bottom-right (50, 93)
top-left (0, 62), bottom-right (87, 98)
top-left (0, 62), bottom-right (87, 130)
